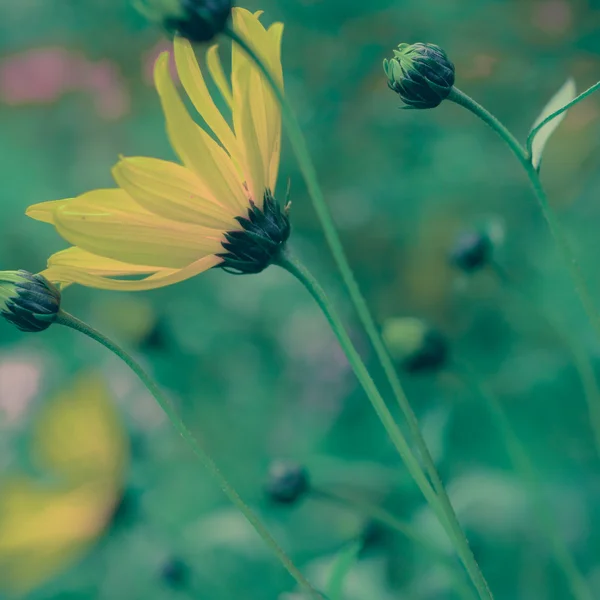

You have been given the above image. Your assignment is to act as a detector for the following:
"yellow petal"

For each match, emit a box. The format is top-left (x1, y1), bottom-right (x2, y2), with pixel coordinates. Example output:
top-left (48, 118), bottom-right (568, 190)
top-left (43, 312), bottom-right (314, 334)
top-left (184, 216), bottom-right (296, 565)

top-left (53, 189), bottom-right (224, 268)
top-left (112, 156), bottom-right (237, 230)
top-left (230, 8), bottom-right (284, 197)
top-left (173, 37), bottom-right (240, 166)
top-left (43, 254), bottom-right (222, 291)
top-left (26, 199), bottom-right (72, 224)
top-left (206, 44), bottom-right (232, 109)
top-left (47, 247), bottom-right (164, 276)
top-left (154, 52), bottom-right (248, 214)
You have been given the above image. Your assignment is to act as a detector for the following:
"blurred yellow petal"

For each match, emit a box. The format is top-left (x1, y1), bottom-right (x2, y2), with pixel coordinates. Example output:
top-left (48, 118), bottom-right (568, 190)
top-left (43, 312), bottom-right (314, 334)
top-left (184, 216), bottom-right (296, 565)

top-left (206, 44), bottom-right (232, 108)
top-left (112, 156), bottom-right (237, 229)
top-left (26, 199), bottom-right (72, 224)
top-left (53, 189), bottom-right (223, 268)
top-left (43, 253), bottom-right (222, 291)
top-left (174, 38), bottom-right (239, 164)
top-left (32, 373), bottom-right (128, 483)
top-left (154, 52), bottom-right (247, 213)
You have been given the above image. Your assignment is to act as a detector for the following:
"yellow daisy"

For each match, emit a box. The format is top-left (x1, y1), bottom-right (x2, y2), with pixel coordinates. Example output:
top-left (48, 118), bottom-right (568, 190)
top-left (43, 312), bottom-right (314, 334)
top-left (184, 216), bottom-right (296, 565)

top-left (26, 8), bottom-right (288, 291)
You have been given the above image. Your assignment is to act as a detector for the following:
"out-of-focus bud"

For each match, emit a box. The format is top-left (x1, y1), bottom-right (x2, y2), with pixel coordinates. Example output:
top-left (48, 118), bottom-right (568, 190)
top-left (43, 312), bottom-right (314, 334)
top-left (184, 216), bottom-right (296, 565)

top-left (383, 42), bottom-right (455, 109)
top-left (382, 317), bottom-right (448, 374)
top-left (0, 271), bottom-right (60, 333)
top-left (265, 461), bottom-right (310, 505)
top-left (449, 230), bottom-right (493, 273)
top-left (136, 0), bottom-right (232, 43)
top-left (160, 557), bottom-right (190, 588)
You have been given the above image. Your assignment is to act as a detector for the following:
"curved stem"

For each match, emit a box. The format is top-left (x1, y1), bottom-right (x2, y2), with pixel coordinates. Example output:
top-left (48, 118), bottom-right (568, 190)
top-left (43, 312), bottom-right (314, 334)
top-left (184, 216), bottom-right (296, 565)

top-left (453, 360), bottom-right (592, 600)
top-left (55, 310), bottom-right (323, 599)
top-left (275, 252), bottom-right (493, 600)
top-left (448, 87), bottom-right (600, 341)
top-left (225, 28), bottom-right (493, 600)
top-left (491, 267), bottom-right (600, 462)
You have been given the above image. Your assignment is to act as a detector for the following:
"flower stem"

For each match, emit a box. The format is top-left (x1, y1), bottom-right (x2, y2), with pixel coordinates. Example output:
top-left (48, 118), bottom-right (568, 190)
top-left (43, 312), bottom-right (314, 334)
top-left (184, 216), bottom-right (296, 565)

top-left (453, 360), bottom-right (593, 600)
top-left (448, 87), bottom-right (600, 341)
top-left (55, 310), bottom-right (324, 599)
top-left (311, 488), bottom-right (477, 600)
top-left (275, 251), bottom-right (493, 600)
top-left (226, 27), bottom-right (493, 600)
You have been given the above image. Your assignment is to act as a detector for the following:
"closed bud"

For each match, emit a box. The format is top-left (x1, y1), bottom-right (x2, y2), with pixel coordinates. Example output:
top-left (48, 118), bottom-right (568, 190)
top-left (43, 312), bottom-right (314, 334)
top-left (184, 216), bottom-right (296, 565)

top-left (265, 460), bottom-right (309, 505)
top-left (0, 271), bottom-right (60, 333)
top-left (383, 42), bottom-right (455, 109)
top-left (382, 317), bottom-right (448, 373)
top-left (450, 231), bottom-right (493, 273)
top-left (136, 0), bottom-right (232, 43)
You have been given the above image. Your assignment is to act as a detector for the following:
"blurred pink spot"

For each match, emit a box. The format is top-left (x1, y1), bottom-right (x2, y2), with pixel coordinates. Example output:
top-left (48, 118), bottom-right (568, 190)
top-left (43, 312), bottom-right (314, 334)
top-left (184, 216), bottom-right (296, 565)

top-left (532, 0), bottom-right (572, 35)
top-left (0, 357), bottom-right (43, 423)
top-left (0, 47), bottom-right (130, 120)
top-left (142, 40), bottom-right (178, 86)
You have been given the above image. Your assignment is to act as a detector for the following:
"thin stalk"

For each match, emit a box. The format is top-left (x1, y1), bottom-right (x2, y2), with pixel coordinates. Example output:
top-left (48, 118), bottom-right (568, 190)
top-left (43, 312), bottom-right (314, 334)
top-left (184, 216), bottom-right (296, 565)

top-left (55, 310), bottom-right (323, 599)
top-left (491, 266), bottom-right (600, 462)
top-left (275, 251), bottom-right (493, 600)
top-left (225, 27), bottom-right (491, 599)
top-left (448, 87), bottom-right (600, 341)
top-left (311, 488), bottom-right (477, 600)
top-left (454, 360), bottom-right (592, 600)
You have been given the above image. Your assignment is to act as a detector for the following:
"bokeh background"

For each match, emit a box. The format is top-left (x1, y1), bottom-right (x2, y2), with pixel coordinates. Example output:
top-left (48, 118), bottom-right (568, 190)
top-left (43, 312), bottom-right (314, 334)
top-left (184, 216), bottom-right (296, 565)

top-left (2, 0), bottom-right (600, 598)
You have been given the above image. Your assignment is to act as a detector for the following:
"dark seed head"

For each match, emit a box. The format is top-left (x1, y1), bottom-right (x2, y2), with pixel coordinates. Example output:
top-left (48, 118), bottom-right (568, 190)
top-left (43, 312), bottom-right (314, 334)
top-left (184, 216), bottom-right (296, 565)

top-left (265, 460), bottom-right (310, 505)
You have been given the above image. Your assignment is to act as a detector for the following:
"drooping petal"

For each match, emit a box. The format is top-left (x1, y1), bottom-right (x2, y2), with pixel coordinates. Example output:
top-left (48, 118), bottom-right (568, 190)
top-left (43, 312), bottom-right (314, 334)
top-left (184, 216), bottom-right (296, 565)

top-left (52, 189), bottom-right (224, 268)
top-left (173, 38), bottom-right (240, 166)
top-left (153, 52), bottom-right (248, 213)
top-left (206, 45), bottom-right (232, 109)
top-left (43, 254), bottom-right (222, 291)
top-left (112, 157), bottom-right (238, 230)
top-left (26, 199), bottom-right (72, 224)
top-left (47, 247), bottom-right (164, 276)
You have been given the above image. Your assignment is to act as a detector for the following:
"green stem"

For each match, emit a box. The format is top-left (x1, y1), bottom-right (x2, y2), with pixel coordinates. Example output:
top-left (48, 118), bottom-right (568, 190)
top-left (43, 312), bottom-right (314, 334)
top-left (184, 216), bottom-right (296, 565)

top-left (275, 251), bottom-right (493, 600)
top-left (492, 268), bottom-right (600, 463)
top-left (312, 488), bottom-right (477, 600)
top-left (454, 360), bottom-right (592, 600)
top-left (448, 87), bottom-right (600, 341)
top-left (55, 310), bottom-right (323, 599)
top-left (226, 28), bottom-right (493, 600)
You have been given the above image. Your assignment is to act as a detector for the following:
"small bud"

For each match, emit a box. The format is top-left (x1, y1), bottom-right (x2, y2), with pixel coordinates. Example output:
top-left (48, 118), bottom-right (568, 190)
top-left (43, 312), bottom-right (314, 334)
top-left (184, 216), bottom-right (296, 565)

top-left (449, 231), bottom-right (493, 273)
top-left (383, 42), bottom-right (455, 109)
top-left (265, 461), bottom-right (310, 505)
top-left (136, 0), bottom-right (232, 43)
top-left (159, 557), bottom-right (189, 588)
top-left (218, 190), bottom-right (291, 275)
top-left (382, 317), bottom-right (448, 374)
top-left (0, 271), bottom-right (60, 333)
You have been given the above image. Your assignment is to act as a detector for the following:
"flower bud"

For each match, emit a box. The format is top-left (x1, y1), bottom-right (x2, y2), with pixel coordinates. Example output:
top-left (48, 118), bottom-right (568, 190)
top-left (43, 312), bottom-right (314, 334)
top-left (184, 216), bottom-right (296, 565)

top-left (383, 42), bottom-right (455, 109)
top-left (449, 230), bottom-right (493, 273)
top-left (382, 317), bottom-right (448, 374)
top-left (265, 461), bottom-right (309, 505)
top-left (136, 0), bottom-right (232, 43)
top-left (0, 271), bottom-right (60, 333)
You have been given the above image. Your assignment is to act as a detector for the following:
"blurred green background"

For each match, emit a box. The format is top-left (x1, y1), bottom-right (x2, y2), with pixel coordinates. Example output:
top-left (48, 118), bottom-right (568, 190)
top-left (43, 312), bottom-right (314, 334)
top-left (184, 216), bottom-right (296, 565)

top-left (2, 0), bottom-right (600, 598)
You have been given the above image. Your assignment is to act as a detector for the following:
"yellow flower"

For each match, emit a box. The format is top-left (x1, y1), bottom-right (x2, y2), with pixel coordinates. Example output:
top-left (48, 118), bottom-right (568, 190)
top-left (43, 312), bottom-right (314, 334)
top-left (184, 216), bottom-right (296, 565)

top-left (26, 8), bottom-right (288, 291)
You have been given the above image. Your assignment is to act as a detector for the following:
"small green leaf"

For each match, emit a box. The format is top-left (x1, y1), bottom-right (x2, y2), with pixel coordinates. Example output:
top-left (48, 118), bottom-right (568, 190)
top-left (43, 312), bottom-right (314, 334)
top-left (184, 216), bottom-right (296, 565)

top-left (326, 540), bottom-right (362, 600)
top-left (528, 78), bottom-right (576, 170)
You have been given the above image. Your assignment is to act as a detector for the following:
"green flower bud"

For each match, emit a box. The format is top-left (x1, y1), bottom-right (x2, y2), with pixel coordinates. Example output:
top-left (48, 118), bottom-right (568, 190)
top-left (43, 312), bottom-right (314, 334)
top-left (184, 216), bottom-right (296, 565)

top-left (383, 42), bottom-right (455, 109)
top-left (0, 271), bottom-right (60, 333)
top-left (136, 0), bottom-right (232, 43)
top-left (450, 230), bottom-right (493, 273)
top-left (382, 317), bottom-right (448, 373)
top-left (265, 461), bottom-right (310, 505)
